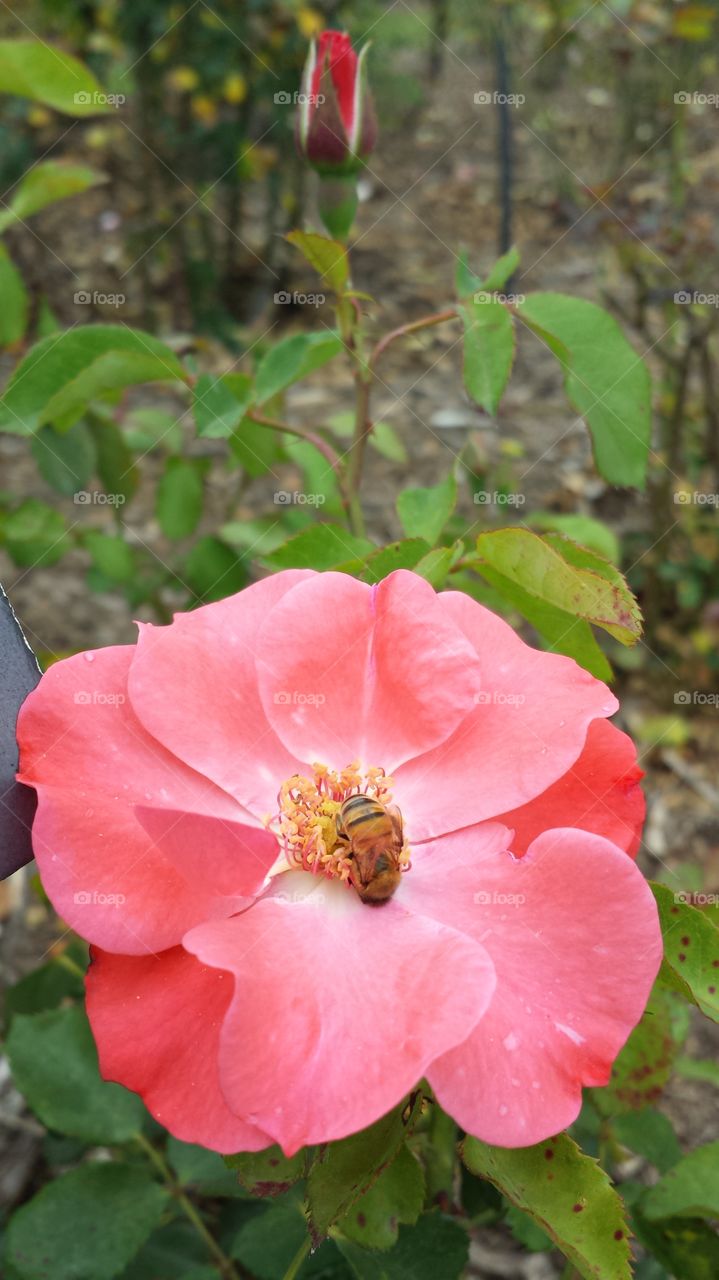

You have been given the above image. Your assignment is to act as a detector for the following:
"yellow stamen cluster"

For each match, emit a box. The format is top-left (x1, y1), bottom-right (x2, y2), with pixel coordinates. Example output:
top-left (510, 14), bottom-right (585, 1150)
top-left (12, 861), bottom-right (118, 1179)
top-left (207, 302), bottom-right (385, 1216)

top-left (277, 761), bottom-right (396, 881)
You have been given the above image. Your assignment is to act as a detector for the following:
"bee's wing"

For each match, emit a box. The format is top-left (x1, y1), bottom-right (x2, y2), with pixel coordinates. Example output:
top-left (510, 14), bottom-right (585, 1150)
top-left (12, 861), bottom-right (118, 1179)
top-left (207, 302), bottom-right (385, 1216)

top-left (386, 804), bottom-right (404, 848)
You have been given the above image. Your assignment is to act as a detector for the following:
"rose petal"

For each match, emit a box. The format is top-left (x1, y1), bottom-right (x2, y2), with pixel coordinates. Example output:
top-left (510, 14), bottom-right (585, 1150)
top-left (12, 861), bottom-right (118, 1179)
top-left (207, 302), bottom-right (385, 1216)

top-left (399, 826), bottom-right (662, 1146)
top-left (17, 646), bottom-right (254, 953)
top-left (393, 591), bottom-right (618, 840)
top-left (256, 571), bottom-right (482, 773)
top-left (134, 806), bottom-right (278, 898)
top-left (127, 572), bottom-right (313, 818)
top-left (86, 945), bottom-right (270, 1153)
top-left (184, 873), bottom-right (495, 1155)
top-left (496, 719), bottom-right (645, 857)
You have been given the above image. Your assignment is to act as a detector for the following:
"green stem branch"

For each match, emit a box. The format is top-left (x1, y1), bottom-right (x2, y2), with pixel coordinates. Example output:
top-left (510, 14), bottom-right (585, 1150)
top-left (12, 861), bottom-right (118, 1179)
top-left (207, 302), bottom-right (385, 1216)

top-left (246, 409), bottom-right (352, 520)
top-left (281, 1235), bottom-right (312, 1280)
top-left (135, 1134), bottom-right (240, 1280)
top-left (369, 308), bottom-right (458, 368)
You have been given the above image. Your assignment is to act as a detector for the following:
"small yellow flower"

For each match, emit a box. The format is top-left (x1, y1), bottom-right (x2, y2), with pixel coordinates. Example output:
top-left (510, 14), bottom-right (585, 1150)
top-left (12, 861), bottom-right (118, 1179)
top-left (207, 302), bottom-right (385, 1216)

top-left (166, 65), bottom-right (200, 93)
top-left (223, 73), bottom-right (248, 105)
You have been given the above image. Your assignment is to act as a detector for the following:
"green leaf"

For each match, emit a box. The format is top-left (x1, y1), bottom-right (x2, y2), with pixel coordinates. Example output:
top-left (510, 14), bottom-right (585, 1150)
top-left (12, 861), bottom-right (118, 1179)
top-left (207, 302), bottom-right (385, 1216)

top-left (592, 988), bottom-right (689, 1116)
top-left (642, 1143), bottom-right (719, 1221)
top-left (528, 512), bottom-right (620, 564)
top-left (6, 1005), bottom-right (145, 1143)
top-left (3, 499), bottom-right (68, 567)
top-left (117, 1223), bottom-right (217, 1280)
top-left (229, 1200), bottom-right (308, 1279)
top-left (474, 528), bottom-right (641, 643)
top-left (414, 545), bottom-right (456, 589)
top-left (396, 473), bottom-right (456, 545)
top-left (631, 1213), bottom-right (719, 1280)
top-left (0, 39), bottom-right (112, 115)
top-left (517, 293), bottom-right (651, 488)
top-left (4, 952), bottom-right (85, 1023)
top-left (614, 1110), bottom-right (682, 1174)
top-left (0, 161), bottom-right (104, 232)
top-left (219, 518), bottom-right (288, 557)
top-left (184, 536), bottom-right (246, 602)
top-left (285, 435), bottom-right (345, 518)
top-left (461, 295), bottom-right (515, 416)
top-left (338, 1145), bottom-right (424, 1250)
top-left (30, 421), bottom-right (96, 495)
top-left (265, 524), bottom-right (374, 571)
top-left (36, 295), bottom-right (61, 338)
top-left (4, 1163), bottom-right (168, 1280)
top-left (543, 534), bottom-right (642, 642)
top-left (0, 243), bottom-right (28, 348)
top-left (480, 245), bottom-right (520, 291)
top-left (455, 249), bottom-right (483, 299)
top-left (255, 332), bottom-right (343, 404)
top-left (123, 407), bottom-right (183, 453)
top-left (505, 1205), bottom-right (553, 1251)
top-left (167, 1138), bottom-right (249, 1198)
top-left (0, 326), bottom-right (187, 433)
top-left (157, 458), bottom-right (203, 540)
top-left (307, 1095), bottom-right (422, 1243)
top-left (651, 882), bottom-right (719, 1022)
top-left (675, 1056), bottom-right (719, 1088)
top-left (368, 421), bottom-right (407, 464)
top-left (336, 1212), bottom-right (469, 1280)
top-left (193, 373), bottom-right (250, 439)
top-left (89, 416), bottom-right (138, 503)
top-left (360, 539), bottom-right (432, 584)
top-left (286, 231), bottom-right (349, 293)
top-left (224, 1145), bottom-right (306, 1197)
top-left (84, 532), bottom-right (135, 583)
top-left (469, 554), bottom-right (613, 680)
top-left (229, 416), bottom-right (281, 476)
top-left (461, 1132), bottom-right (632, 1280)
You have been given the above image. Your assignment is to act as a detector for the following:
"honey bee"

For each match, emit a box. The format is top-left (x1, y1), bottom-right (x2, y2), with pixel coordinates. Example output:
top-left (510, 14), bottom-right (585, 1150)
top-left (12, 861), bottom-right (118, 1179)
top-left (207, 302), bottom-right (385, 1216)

top-left (336, 794), bottom-right (405, 905)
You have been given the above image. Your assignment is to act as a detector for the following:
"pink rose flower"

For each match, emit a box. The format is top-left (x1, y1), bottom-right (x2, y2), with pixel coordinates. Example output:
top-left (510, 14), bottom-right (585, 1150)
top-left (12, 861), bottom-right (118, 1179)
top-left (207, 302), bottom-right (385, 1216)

top-left (17, 570), bottom-right (661, 1156)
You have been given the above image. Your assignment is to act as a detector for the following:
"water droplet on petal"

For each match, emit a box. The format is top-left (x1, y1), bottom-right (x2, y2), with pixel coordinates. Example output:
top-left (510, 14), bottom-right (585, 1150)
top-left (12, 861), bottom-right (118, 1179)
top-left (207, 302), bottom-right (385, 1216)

top-left (499, 1104), bottom-right (508, 1116)
top-left (83, 653), bottom-right (95, 663)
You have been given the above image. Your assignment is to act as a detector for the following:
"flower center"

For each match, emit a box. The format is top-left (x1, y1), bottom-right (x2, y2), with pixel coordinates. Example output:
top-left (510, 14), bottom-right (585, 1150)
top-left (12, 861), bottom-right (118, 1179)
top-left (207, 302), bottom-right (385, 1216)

top-left (276, 761), bottom-right (411, 902)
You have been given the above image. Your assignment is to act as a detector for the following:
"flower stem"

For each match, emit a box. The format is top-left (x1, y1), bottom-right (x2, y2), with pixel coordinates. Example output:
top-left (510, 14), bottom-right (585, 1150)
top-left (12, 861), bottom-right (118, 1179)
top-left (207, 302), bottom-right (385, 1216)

top-left (135, 1134), bottom-right (240, 1280)
top-left (346, 370), bottom-right (373, 533)
top-left (282, 1235), bottom-right (312, 1280)
top-left (343, 308), bottom-right (459, 530)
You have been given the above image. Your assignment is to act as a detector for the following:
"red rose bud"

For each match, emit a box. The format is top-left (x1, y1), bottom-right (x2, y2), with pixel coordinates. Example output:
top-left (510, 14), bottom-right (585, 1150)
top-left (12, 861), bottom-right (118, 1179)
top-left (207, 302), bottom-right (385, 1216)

top-left (297, 30), bottom-right (377, 175)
